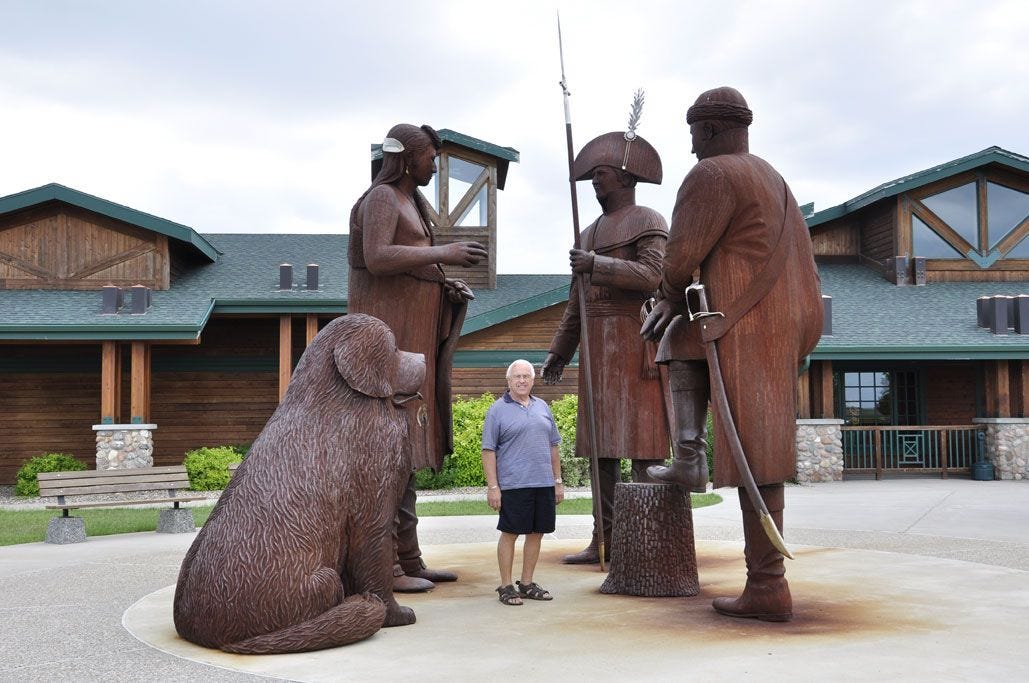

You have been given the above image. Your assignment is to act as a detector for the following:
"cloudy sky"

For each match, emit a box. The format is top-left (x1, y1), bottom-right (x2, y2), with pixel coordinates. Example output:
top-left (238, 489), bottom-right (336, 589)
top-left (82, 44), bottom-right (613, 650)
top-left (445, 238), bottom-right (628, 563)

top-left (2, 0), bottom-right (1026, 274)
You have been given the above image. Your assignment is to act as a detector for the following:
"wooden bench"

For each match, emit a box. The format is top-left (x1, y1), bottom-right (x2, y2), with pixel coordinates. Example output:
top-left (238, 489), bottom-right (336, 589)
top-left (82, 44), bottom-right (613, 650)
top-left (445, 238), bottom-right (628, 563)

top-left (38, 465), bottom-right (207, 544)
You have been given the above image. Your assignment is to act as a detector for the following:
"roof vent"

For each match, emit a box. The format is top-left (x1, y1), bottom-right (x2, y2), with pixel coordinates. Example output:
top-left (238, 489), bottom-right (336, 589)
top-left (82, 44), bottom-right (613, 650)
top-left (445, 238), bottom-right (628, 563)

top-left (129, 285), bottom-right (152, 315)
top-left (279, 263), bottom-right (293, 291)
top-left (306, 264), bottom-right (319, 291)
top-left (101, 286), bottom-right (123, 314)
top-left (978, 295), bottom-right (1028, 334)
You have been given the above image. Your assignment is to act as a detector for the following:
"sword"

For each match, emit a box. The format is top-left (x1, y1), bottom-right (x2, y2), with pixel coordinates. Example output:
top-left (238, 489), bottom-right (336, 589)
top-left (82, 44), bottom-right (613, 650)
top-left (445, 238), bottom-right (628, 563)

top-left (685, 282), bottom-right (794, 560)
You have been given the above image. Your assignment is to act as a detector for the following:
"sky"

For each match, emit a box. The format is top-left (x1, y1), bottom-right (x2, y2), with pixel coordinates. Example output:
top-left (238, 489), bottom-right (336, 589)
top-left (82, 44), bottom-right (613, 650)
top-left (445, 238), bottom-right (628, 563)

top-left (1, 0), bottom-right (1027, 274)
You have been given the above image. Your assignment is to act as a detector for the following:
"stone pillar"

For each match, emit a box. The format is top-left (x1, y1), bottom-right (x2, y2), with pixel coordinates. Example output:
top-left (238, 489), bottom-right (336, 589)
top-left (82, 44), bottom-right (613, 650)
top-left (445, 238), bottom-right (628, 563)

top-left (92, 424), bottom-right (157, 470)
top-left (972, 418), bottom-right (1029, 480)
top-left (795, 419), bottom-right (845, 482)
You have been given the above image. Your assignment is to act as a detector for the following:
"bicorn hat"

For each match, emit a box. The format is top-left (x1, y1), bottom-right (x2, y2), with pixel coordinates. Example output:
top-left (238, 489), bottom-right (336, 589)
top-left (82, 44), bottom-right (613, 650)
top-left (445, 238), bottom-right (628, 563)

top-left (572, 131), bottom-right (662, 184)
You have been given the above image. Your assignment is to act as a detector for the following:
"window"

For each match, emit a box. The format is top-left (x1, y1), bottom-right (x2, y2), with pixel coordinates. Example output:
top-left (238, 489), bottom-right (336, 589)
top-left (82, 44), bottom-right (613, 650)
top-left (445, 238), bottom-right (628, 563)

top-left (838, 369), bottom-right (920, 426)
top-left (910, 175), bottom-right (1029, 264)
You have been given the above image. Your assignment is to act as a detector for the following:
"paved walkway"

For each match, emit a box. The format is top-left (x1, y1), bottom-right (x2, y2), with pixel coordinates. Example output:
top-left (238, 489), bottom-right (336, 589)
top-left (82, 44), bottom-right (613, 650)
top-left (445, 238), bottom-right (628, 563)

top-left (1, 479), bottom-right (1027, 682)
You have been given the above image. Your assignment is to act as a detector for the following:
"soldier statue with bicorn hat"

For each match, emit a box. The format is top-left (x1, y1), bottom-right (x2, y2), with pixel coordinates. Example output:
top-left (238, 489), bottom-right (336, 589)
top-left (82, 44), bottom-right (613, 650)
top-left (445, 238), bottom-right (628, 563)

top-left (544, 92), bottom-right (673, 565)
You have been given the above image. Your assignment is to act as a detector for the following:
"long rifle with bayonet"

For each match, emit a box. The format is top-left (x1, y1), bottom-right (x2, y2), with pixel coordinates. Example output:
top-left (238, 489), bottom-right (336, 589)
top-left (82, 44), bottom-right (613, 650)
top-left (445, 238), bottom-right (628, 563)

top-left (556, 14), bottom-right (606, 571)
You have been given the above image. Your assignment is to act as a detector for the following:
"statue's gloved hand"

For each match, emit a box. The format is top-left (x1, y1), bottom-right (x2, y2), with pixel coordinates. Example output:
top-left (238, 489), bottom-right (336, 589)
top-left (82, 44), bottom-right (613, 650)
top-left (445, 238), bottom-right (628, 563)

top-left (444, 278), bottom-right (475, 302)
top-left (441, 241), bottom-right (487, 267)
top-left (541, 352), bottom-right (566, 385)
top-left (569, 248), bottom-right (594, 274)
top-left (640, 298), bottom-right (678, 341)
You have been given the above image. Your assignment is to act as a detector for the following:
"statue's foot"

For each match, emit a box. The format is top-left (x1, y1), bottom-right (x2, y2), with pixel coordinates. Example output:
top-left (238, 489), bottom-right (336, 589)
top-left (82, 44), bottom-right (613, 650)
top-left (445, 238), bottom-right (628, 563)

top-left (712, 577), bottom-right (792, 622)
top-left (646, 461), bottom-right (708, 493)
top-left (393, 574), bottom-right (434, 593)
top-left (383, 602), bottom-right (417, 627)
top-left (561, 539), bottom-right (609, 564)
top-left (407, 567), bottom-right (457, 583)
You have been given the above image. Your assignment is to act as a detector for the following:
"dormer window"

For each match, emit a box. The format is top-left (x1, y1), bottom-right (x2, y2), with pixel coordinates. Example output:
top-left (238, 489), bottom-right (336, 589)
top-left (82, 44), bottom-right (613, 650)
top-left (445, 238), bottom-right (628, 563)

top-left (908, 173), bottom-right (1029, 266)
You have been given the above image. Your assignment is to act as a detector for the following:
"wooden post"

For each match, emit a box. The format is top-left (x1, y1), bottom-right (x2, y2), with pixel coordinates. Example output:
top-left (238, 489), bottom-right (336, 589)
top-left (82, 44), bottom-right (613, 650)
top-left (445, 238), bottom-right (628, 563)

top-left (940, 429), bottom-right (949, 480)
top-left (599, 483), bottom-right (699, 597)
top-left (874, 429), bottom-right (883, 480)
top-left (306, 314), bottom-right (319, 347)
top-left (1019, 360), bottom-right (1029, 419)
top-left (279, 315), bottom-right (292, 401)
top-left (130, 341), bottom-right (149, 423)
top-left (100, 341), bottom-right (118, 423)
top-left (984, 360), bottom-right (1011, 418)
top-left (797, 367), bottom-right (811, 419)
top-left (819, 360), bottom-right (834, 418)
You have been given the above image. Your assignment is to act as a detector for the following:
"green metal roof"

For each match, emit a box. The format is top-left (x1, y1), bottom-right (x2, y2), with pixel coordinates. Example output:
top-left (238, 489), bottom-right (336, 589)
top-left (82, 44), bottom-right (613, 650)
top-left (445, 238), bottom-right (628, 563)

top-left (806, 147), bottom-right (1029, 228)
top-left (814, 263), bottom-right (1029, 359)
top-left (0, 183), bottom-right (221, 262)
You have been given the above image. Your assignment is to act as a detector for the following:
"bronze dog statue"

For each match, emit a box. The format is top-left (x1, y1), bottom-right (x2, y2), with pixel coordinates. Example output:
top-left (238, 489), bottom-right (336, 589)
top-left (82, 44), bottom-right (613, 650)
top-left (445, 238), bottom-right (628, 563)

top-left (173, 313), bottom-right (424, 654)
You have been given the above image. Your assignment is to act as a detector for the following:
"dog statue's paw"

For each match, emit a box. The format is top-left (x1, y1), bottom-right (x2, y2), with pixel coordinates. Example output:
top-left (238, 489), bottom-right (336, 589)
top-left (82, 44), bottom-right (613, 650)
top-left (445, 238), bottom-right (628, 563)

top-left (383, 603), bottom-right (416, 627)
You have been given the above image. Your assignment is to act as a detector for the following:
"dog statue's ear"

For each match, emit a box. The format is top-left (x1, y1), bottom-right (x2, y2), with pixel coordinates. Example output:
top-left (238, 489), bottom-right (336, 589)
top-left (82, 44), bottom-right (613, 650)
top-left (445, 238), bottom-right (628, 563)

top-left (333, 315), bottom-right (398, 398)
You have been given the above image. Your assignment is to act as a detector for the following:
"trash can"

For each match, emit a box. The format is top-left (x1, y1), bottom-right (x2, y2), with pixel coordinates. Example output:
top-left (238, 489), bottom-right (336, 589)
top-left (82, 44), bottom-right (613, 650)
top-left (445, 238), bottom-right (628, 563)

top-left (971, 431), bottom-right (995, 481)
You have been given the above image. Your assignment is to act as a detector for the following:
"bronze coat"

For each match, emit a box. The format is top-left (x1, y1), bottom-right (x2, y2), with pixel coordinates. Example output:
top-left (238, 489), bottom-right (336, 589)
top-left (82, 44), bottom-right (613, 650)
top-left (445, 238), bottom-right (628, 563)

top-left (656, 153), bottom-right (822, 487)
top-left (348, 192), bottom-right (464, 472)
top-left (550, 204), bottom-right (671, 460)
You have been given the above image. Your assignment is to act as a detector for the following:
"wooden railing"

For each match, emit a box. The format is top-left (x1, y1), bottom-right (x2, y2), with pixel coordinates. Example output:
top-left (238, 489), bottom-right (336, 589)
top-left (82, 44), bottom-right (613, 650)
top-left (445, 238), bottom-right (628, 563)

top-left (840, 425), bottom-right (985, 480)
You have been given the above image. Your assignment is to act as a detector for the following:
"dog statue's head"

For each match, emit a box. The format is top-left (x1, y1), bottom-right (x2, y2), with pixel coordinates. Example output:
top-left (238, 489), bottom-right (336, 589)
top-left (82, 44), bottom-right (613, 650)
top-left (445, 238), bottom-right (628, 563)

top-left (332, 314), bottom-right (425, 399)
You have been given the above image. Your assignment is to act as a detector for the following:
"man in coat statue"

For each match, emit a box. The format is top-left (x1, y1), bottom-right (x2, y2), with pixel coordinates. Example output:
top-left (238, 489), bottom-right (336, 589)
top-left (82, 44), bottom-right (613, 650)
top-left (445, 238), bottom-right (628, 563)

top-left (642, 87), bottom-right (822, 621)
top-left (543, 129), bottom-right (672, 564)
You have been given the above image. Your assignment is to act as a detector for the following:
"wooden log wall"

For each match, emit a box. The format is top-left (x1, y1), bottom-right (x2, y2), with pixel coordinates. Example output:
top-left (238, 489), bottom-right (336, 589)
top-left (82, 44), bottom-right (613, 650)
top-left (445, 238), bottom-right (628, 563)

top-left (810, 219), bottom-right (860, 257)
top-left (0, 204), bottom-right (169, 290)
top-left (458, 304), bottom-right (567, 350)
top-left (924, 362), bottom-right (978, 424)
top-left (860, 200), bottom-right (896, 263)
top-left (452, 366), bottom-right (578, 404)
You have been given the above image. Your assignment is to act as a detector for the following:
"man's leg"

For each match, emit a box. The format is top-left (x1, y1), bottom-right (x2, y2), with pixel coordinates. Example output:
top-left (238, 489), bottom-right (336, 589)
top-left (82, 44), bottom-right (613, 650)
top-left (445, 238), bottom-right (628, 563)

top-left (562, 457), bottom-right (618, 564)
top-left (396, 472), bottom-right (457, 585)
top-left (712, 483), bottom-right (792, 621)
top-left (648, 360), bottom-right (709, 492)
top-left (497, 532), bottom-right (518, 587)
top-left (519, 533), bottom-right (543, 585)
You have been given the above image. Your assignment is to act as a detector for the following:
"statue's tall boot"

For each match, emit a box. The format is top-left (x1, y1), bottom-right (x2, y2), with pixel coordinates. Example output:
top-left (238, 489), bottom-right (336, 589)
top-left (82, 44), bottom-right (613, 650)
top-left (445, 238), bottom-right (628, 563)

top-left (712, 484), bottom-right (792, 622)
top-left (563, 458), bottom-right (616, 564)
top-left (648, 360), bottom-right (709, 493)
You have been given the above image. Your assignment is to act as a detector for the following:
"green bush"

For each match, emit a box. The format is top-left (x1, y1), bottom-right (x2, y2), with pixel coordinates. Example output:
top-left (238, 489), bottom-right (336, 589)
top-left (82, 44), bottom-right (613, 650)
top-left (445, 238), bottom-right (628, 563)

top-left (183, 446), bottom-right (243, 491)
top-left (15, 453), bottom-right (85, 497)
top-left (417, 394), bottom-right (495, 489)
top-left (550, 394), bottom-right (590, 486)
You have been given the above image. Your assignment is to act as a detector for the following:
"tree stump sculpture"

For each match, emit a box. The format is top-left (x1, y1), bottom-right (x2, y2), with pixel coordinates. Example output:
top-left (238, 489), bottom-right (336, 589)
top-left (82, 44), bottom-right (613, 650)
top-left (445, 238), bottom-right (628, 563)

top-left (600, 482), bottom-right (699, 597)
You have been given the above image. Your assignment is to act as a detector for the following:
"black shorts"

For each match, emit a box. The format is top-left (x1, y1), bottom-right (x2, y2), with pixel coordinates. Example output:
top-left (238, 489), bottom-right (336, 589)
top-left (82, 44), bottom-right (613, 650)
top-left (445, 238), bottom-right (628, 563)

top-left (498, 486), bottom-right (556, 535)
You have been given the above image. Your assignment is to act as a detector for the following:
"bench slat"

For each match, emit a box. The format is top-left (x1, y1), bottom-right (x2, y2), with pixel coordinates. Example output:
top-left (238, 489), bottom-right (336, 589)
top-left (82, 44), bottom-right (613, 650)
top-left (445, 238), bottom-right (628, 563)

top-left (37, 465), bottom-right (187, 481)
top-left (40, 479), bottom-right (191, 497)
top-left (38, 473), bottom-right (190, 492)
top-left (45, 496), bottom-right (208, 511)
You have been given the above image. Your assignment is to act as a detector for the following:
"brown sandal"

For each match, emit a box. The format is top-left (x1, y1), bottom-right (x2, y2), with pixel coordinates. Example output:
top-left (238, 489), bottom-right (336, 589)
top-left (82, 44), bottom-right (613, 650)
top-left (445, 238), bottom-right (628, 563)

top-left (496, 584), bottom-right (523, 605)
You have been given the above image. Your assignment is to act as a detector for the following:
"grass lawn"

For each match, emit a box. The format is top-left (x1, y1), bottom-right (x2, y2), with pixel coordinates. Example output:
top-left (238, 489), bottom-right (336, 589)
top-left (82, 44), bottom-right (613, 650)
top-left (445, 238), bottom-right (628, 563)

top-left (0, 492), bottom-right (721, 546)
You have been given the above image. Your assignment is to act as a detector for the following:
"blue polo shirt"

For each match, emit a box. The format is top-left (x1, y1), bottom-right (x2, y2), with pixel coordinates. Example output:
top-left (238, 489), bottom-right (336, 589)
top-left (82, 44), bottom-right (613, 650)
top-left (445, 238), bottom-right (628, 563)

top-left (482, 392), bottom-right (561, 490)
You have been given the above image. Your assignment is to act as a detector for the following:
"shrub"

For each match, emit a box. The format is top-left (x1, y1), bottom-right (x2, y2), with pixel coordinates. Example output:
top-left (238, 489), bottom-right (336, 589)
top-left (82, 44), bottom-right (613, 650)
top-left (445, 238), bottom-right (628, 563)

top-left (183, 446), bottom-right (243, 491)
top-left (417, 394), bottom-right (495, 489)
top-left (15, 453), bottom-right (85, 497)
top-left (550, 394), bottom-right (590, 486)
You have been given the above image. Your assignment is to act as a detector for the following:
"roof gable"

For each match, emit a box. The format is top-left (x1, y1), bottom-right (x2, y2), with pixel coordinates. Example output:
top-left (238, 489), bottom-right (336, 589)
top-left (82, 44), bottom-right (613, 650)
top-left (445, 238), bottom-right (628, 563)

top-left (807, 147), bottom-right (1029, 228)
top-left (0, 183), bottom-right (220, 262)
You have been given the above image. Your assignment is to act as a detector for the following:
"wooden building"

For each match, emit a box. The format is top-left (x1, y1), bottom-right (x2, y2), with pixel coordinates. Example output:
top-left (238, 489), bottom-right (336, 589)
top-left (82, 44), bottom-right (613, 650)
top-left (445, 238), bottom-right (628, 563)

top-left (801, 147), bottom-right (1029, 480)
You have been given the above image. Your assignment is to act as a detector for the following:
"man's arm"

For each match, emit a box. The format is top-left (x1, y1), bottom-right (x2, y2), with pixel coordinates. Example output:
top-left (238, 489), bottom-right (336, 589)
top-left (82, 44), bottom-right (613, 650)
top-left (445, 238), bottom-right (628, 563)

top-left (482, 449), bottom-right (501, 511)
top-left (550, 444), bottom-right (564, 504)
